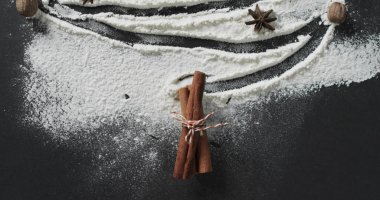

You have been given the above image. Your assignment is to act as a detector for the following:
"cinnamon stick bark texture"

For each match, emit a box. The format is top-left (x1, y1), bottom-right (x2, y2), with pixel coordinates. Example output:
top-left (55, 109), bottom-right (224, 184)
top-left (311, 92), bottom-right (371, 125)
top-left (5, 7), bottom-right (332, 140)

top-left (196, 107), bottom-right (213, 173)
top-left (182, 71), bottom-right (206, 179)
top-left (173, 87), bottom-right (190, 179)
top-left (190, 79), bottom-right (212, 173)
top-left (173, 71), bottom-right (212, 180)
top-left (179, 87), bottom-right (189, 115)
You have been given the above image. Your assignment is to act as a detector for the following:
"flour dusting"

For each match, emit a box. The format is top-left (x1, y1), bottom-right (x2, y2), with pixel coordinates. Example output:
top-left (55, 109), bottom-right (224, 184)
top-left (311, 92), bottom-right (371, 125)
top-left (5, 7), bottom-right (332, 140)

top-left (21, 0), bottom-right (380, 138)
top-left (58, 0), bottom-right (225, 9)
top-left (51, 0), bottom-right (326, 43)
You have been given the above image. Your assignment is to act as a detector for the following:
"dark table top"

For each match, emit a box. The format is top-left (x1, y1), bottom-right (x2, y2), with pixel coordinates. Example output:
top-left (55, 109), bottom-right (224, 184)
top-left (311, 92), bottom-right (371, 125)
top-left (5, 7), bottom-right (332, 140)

top-left (1, 0), bottom-right (380, 200)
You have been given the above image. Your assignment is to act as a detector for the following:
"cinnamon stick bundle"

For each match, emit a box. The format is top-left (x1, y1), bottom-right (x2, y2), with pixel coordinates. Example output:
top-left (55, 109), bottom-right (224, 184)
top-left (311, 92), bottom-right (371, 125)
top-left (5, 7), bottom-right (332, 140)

top-left (173, 71), bottom-right (213, 180)
top-left (173, 87), bottom-right (190, 179)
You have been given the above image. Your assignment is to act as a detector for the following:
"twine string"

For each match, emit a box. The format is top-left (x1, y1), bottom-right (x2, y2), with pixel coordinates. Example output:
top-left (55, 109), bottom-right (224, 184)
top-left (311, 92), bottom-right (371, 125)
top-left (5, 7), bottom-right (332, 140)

top-left (172, 112), bottom-right (228, 144)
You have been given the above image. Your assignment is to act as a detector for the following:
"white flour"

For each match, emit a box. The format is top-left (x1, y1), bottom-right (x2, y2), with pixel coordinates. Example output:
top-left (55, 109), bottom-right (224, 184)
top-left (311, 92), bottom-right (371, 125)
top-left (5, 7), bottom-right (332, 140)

top-left (22, 0), bottom-right (380, 136)
top-left (53, 0), bottom-right (325, 43)
top-left (58, 0), bottom-right (225, 9)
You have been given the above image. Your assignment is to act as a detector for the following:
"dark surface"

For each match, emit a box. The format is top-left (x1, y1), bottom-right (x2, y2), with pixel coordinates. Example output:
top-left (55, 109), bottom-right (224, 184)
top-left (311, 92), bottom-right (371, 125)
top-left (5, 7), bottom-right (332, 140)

top-left (1, 0), bottom-right (380, 200)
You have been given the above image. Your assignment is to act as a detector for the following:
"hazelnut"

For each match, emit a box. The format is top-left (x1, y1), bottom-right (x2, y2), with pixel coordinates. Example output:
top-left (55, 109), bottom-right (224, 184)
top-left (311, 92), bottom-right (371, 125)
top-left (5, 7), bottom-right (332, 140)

top-left (16, 0), bottom-right (38, 17)
top-left (328, 2), bottom-right (347, 24)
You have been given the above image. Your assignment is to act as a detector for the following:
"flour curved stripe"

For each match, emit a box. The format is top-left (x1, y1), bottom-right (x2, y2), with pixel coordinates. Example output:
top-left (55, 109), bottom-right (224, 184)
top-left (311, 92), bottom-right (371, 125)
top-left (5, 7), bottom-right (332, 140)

top-left (204, 25), bottom-right (336, 104)
top-left (39, 3), bottom-right (322, 53)
top-left (44, 0), bottom-right (327, 44)
top-left (164, 24), bottom-right (329, 95)
top-left (65, 0), bottom-right (259, 17)
top-left (81, 1), bottom-right (316, 44)
top-left (205, 25), bottom-right (329, 92)
top-left (169, 34), bottom-right (311, 85)
top-left (57, 0), bottom-right (226, 9)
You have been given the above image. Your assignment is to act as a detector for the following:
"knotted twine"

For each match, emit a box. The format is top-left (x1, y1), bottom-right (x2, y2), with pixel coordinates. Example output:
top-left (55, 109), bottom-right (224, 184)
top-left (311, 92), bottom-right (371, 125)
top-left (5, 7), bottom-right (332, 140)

top-left (172, 112), bottom-right (228, 144)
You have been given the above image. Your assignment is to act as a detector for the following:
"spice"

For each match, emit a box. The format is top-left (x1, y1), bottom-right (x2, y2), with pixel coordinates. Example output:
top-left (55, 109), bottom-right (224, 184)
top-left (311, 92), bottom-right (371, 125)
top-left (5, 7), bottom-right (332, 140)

top-left (16, 0), bottom-right (38, 17)
top-left (245, 5), bottom-right (277, 32)
top-left (173, 71), bottom-right (213, 179)
top-left (182, 71), bottom-right (205, 179)
top-left (196, 106), bottom-right (213, 174)
top-left (173, 87), bottom-right (191, 179)
top-left (327, 2), bottom-right (347, 24)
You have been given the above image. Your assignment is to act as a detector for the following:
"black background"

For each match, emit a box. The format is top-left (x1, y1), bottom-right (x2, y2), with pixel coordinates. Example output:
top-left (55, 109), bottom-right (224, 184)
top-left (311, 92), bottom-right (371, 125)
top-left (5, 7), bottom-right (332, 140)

top-left (1, 0), bottom-right (380, 200)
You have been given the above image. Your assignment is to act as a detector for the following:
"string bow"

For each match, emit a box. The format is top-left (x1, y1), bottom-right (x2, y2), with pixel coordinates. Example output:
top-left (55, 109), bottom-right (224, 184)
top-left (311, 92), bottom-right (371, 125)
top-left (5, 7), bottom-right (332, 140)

top-left (172, 112), bottom-right (228, 144)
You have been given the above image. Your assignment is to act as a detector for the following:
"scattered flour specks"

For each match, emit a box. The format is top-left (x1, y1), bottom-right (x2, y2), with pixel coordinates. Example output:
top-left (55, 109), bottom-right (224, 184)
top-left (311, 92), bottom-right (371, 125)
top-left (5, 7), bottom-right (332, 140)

top-left (22, 0), bottom-right (379, 140)
top-left (23, 21), bottom-right (380, 137)
top-left (19, 0), bottom-right (380, 189)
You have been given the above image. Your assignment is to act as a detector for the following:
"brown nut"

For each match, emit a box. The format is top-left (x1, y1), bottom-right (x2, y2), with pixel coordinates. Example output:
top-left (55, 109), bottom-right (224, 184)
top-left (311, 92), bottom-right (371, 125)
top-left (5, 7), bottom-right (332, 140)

top-left (16, 0), bottom-right (38, 17)
top-left (328, 2), bottom-right (347, 24)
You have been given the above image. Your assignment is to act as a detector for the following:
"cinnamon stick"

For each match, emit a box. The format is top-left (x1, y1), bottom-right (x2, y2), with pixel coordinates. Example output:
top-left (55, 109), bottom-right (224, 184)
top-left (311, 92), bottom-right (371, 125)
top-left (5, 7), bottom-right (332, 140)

top-left (182, 71), bottom-right (206, 179)
top-left (179, 87), bottom-right (190, 115)
top-left (173, 71), bottom-right (213, 179)
top-left (186, 85), bottom-right (212, 174)
top-left (173, 87), bottom-right (190, 179)
top-left (196, 107), bottom-right (213, 173)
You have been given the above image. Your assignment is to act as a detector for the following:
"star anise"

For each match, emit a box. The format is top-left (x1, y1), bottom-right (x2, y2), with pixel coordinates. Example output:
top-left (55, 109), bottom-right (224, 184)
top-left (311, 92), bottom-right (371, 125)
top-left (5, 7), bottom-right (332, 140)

top-left (82, 0), bottom-right (94, 5)
top-left (245, 5), bottom-right (277, 32)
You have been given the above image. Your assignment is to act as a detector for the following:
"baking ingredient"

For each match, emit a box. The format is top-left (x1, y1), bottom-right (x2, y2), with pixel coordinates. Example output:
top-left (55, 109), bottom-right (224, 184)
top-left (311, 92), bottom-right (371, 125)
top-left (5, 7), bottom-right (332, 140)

top-left (245, 5), bottom-right (277, 32)
top-left (173, 87), bottom-right (191, 179)
top-left (137, 34), bottom-right (311, 83)
top-left (173, 83), bottom-right (215, 179)
top-left (58, 0), bottom-right (225, 9)
top-left (328, 2), bottom-right (347, 24)
top-left (204, 25), bottom-right (337, 104)
top-left (195, 95), bottom-right (213, 175)
top-left (16, 0), bottom-right (38, 17)
top-left (22, 0), bottom-right (380, 137)
top-left (52, 0), bottom-right (327, 43)
top-left (182, 71), bottom-right (207, 179)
